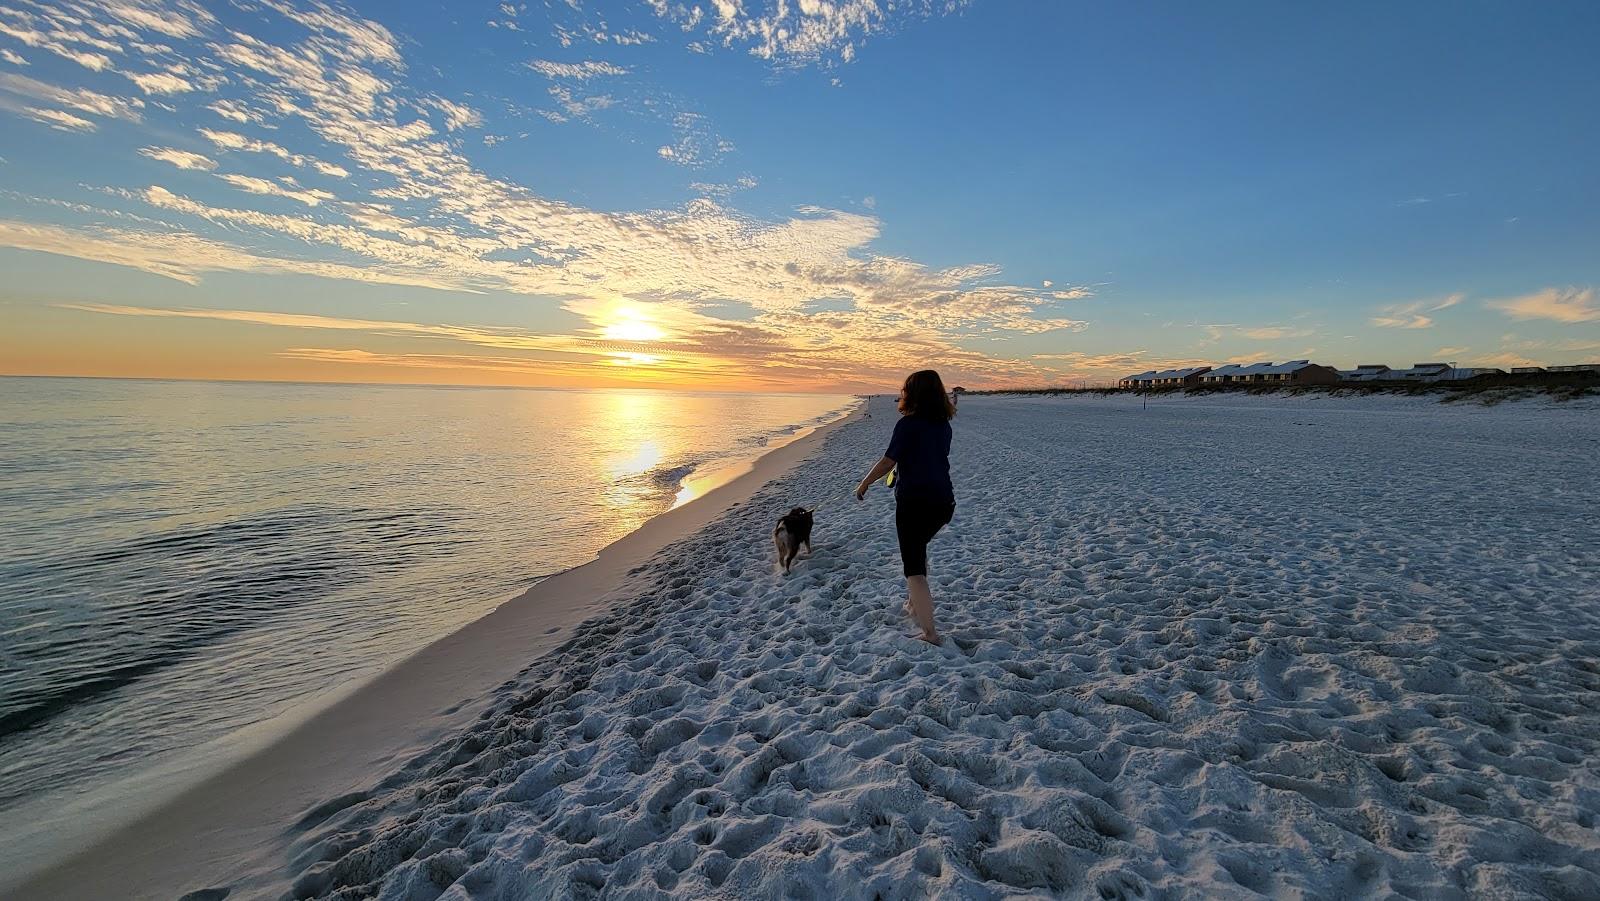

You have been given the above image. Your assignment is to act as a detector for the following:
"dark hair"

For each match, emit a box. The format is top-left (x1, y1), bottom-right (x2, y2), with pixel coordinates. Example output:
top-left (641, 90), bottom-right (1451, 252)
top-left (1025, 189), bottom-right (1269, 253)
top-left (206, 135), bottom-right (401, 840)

top-left (897, 369), bottom-right (956, 420)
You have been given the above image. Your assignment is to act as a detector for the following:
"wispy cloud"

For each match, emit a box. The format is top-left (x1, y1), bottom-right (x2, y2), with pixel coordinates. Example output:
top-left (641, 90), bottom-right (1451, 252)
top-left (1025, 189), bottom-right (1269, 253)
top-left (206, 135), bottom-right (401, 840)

top-left (12, 103), bottom-right (95, 130)
top-left (1486, 286), bottom-right (1599, 324)
top-left (0, 219), bottom-right (465, 291)
top-left (1475, 351), bottom-right (1542, 369)
top-left (216, 174), bottom-right (334, 206)
top-left (646, 0), bottom-right (970, 67)
top-left (1031, 351), bottom-right (1208, 379)
top-left (1200, 323), bottom-right (1314, 344)
top-left (0, 72), bottom-right (143, 123)
top-left (198, 128), bottom-right (348, 178)
top-left (427, 97), bottom-right (482, 131)
top-left (0, 0), bottom-right (1083, 389)
top-left (527, 59), bottom-right (628, 80)
top-left (1240, 326), bottom-right (1313, 340)
top-left (543, 84), bottom-right (615, 122)
top-left (126, 66), bottom-right (210, 95)
top-left (207, 99), bottom-right (263, 125)
top-left (1395, 192), bottom-right (1463, 207)
top-left (655, 111), bottom-right (733, 167)
top-left (689, 174), bottom-right (758, 199)
top-left (1371, 292), bottom-right (1463, 329)
top-left (139, 146), bottom-right (216, 170)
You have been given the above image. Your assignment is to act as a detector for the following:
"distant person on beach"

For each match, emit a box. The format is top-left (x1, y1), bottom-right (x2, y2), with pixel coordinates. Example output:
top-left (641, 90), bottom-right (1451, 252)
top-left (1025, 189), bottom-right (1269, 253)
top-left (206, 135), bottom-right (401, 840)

top-left (856, 370), bottom-right (956, 644)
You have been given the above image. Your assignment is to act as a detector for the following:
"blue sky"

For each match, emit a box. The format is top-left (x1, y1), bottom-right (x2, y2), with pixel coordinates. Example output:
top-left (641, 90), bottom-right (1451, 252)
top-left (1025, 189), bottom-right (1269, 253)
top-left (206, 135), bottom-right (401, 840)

top-left (1, 0), bottom-right (1597, 390)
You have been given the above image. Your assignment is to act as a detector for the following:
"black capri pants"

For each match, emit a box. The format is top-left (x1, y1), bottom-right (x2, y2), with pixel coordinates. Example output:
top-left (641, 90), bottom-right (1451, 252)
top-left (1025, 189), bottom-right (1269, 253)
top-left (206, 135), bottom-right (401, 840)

top-left (895, 495), bottom-right (955, 578)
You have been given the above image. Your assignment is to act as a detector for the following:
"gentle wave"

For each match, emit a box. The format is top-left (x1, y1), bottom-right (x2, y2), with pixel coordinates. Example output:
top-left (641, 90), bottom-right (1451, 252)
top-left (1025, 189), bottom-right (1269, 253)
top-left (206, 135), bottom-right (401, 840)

top-left (0, 378), bottom-right (854, 828)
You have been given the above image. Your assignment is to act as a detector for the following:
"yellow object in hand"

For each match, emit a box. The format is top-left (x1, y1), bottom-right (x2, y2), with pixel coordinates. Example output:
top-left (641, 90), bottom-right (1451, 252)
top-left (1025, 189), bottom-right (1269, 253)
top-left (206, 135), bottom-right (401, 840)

top-left (885, 467), bottom-right (897, 487)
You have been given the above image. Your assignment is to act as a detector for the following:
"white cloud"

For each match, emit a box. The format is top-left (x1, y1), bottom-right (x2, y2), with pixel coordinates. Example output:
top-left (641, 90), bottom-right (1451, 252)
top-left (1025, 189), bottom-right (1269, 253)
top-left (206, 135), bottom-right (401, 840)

top-left (20, 105), bottom-right (96, 130)
top-left (1475, 351), bottom-right (1542, 369)
top-left (426, 97), bottom-right (482, 131)
top-left (0, 218), bottom-right (463, 290)
top-left (127, 70), bottom-right (194, 94)
top-left (139, 146), bottom-right (216, 170)
top-left (649, 0), bottom-right (969, 66)
top-left (0, 5), bottom-right (117, 70)
top-left (1032, 351), bottom-right (1210, 379)
top-left (547, 84), bottom-right (614, 120)
top-left (198, 127), bottom-right (347, 178)
top-left (1486, 286), bottom-right (1599, 324)
top-left (1240, 326), bottom-right (1313, 340)
top-left (688, 174), bottom-right (758, 198)
top-left (311, 159), bottom-right (350, 178)
top-left (654, 111), bottom-right (734, 167)
top-left (207, 99), bottom-right (261, 124)
top-left (217, 173), bottom-right (335, 206)
top-left (1370, 292), bottom-right (1464, 329)
top-left (0, 0), bottom-right (1082, 389)
top-left (527, 59), bottom-right (629, 79)
top-left (1, 48), bottom-right (27, 65)
top-left (0, 72), bottom-right (143, 123)
top-left (97, 0), bottom-right (216, 39)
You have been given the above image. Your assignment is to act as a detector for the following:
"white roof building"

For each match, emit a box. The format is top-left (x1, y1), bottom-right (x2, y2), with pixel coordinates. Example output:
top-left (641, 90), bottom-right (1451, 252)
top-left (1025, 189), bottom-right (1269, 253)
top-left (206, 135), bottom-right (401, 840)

top-left (1391, 362), bottom-right (1454, 381)
top-left (1259, 360), bottom-right (1313, 377)
top-left (1339, 364), bottom-right (1393, 381)
top-left (1201, 362), bottom-right (1275, 382)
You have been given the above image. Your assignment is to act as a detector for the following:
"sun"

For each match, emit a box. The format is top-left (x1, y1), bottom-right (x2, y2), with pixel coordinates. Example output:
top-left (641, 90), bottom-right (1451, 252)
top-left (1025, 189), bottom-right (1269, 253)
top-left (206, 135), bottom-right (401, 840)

top-left (600, 317), bottom-right (666, 343)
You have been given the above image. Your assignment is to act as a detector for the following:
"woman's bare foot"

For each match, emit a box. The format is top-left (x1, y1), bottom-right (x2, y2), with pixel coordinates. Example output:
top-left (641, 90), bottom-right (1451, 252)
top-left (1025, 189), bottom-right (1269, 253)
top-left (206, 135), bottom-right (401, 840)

top-left (917, 631), bottom-right (941, 645)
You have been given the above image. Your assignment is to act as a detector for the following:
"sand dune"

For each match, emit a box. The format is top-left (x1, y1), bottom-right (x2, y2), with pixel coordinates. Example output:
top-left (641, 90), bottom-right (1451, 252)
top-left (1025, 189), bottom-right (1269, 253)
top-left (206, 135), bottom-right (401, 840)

top-left (194, 394), bottom-right (1600, 897)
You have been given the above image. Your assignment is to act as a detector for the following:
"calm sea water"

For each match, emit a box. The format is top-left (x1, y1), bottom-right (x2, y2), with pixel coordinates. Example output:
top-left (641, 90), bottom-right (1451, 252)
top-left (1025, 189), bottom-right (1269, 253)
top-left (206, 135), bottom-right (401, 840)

top-left (0, 377), bottom-right (852, 827)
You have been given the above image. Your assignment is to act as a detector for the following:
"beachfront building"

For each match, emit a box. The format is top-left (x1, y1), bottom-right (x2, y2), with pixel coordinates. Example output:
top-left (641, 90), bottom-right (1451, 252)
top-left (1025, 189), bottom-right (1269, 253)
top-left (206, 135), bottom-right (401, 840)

top-left (1200, 362), bottom-right (1274, 384)
top-left (1258, 360), bottom-right (1340, 384)
top-left (1152, 366), bottom-right (1211, 387)
top-left (1391, 362), bottom-right (1455, 381)
top-left (1453, 368), bottom-right (1506, 379)
top-left (1339, 364), bottom-right (1394, 382)
top-left (1119, 367), bottom-right (1211, 388)
top-left (1511, 367), bottom-right (1547, 374)
top-left (1549, 364), bottom-right (1600, 373)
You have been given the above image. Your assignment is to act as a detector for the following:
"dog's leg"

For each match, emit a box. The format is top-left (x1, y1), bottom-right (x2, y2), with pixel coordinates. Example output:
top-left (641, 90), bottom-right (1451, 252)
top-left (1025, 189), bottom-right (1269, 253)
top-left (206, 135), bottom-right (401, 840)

top-left (775, 528), bottom-right (795, 574)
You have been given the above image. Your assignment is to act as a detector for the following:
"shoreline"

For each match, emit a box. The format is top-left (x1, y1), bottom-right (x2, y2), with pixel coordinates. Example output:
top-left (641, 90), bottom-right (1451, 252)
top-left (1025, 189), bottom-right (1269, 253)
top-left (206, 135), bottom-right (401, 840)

top-left (12, 399), bottom-right (866, 901)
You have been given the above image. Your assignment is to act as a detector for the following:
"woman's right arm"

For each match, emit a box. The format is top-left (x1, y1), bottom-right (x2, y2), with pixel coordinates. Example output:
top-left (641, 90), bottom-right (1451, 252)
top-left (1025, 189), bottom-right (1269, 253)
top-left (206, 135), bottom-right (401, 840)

top-left (856, 456), bottom-right (895, 500)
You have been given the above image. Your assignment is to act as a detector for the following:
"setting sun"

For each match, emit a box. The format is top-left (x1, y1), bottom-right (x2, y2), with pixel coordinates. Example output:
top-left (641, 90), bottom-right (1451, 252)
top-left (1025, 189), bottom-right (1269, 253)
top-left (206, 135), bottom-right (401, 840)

top-left (601, 320), bottom-right (666, 343)
top-left (597, 303), bottom-right (668, 344)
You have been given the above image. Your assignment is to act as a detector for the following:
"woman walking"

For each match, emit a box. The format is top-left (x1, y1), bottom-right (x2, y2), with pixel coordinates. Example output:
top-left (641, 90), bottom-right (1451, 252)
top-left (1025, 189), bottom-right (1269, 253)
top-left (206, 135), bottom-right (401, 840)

top-left (856, 370), bottom-right (956, 644)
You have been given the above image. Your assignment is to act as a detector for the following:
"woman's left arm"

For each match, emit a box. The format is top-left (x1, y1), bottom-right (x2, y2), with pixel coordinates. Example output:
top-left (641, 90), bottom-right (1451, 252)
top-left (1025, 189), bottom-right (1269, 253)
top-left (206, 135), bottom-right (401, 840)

top-left (856, 455), bottom-right (896, 500)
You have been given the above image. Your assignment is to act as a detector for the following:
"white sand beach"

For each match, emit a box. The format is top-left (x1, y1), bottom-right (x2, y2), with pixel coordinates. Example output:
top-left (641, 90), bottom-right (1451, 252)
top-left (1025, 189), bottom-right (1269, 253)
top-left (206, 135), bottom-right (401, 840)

top-left (24, 392), bottom-right (1600, 900)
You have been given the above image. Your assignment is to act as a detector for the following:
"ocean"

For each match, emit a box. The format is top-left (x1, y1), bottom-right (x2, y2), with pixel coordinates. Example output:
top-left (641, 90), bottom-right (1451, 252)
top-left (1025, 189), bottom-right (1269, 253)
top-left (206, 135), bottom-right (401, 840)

top-left (0, 377), bottom-right (854, 846)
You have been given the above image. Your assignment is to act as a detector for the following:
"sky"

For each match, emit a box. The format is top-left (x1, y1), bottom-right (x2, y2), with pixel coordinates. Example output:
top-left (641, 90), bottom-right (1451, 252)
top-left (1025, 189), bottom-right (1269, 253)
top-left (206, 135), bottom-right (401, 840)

top-left (1, 0), bottom-right (1597, 392)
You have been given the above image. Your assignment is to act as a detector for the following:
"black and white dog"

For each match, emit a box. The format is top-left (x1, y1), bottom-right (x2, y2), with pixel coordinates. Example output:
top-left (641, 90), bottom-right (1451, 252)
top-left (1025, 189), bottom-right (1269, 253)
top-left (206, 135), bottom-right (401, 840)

top-left (773, 507), bottom-right (814, 573)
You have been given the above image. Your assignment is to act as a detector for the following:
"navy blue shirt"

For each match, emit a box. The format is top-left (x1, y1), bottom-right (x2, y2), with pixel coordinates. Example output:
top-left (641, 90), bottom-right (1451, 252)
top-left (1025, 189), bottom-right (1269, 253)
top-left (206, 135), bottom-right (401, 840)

top-left (885, 414), bottom-right (954, 502)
